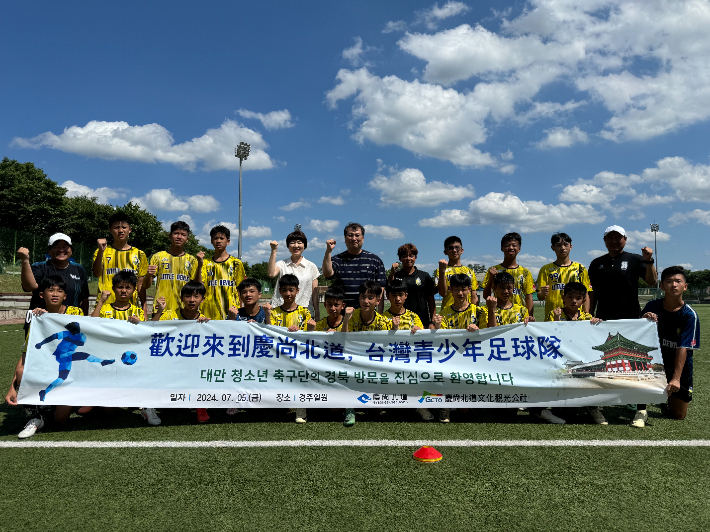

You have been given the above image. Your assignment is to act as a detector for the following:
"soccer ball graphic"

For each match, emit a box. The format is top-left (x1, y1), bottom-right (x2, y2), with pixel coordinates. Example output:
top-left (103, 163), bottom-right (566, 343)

top-left (121, 351), bottom-right (138, 365)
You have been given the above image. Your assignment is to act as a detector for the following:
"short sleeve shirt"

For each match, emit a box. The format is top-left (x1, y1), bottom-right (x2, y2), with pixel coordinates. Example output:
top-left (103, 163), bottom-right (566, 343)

top-left (347, 309), bottom-right (392, 331)
top-left (537, 262), bottom-right (591, 321)
top-left (98, 303), bottom-right (145, 321)
top-left (546, 308), bottom-right (594, 321)
top-left (589, 252), bottom-right (647, 320)
top-left (270, 257), bottom-right (320, 310)
top-left (149, 251), bottom-right (199, 312)
top-left (483, 265), bottom-right (535, 307)
top-left (642, 299), bottom-right (700, 361)
top-left (234, 306), bottom-right (267, 323)
top-left (394, 267), bottom-right (437, 327)
top-left (492, 304), bottom-right (529, 326)
top-left (438, 265), bottom-right (479, 309)
top-left (438, 304), bottom-right (488, 330)
top-left (93, 246), bottom-right (148, 306)
top-left (384, 308), bottom-right (424, 330)
top-left (270, 306), bottom-right (311, 330)
top-left (28, 260), bottom-right (90, 311)
top-left (315, 316), bottom-right (344, 332)
top-left (327, 250), bottom-right (386, 308)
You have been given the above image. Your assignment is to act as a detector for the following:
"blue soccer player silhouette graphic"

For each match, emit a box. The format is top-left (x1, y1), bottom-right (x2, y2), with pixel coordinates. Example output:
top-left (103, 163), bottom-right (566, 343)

top-left (34, 321), bottom-right (114, 401)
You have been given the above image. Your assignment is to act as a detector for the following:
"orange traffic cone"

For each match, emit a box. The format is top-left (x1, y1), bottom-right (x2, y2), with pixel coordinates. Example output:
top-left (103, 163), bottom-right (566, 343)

top-left (413, 446), bottom-right (442, 462)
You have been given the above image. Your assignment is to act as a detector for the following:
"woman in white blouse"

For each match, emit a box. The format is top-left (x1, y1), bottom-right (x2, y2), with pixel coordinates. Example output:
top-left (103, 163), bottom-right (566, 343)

top-left (267, 230), bottom-right (320, 320)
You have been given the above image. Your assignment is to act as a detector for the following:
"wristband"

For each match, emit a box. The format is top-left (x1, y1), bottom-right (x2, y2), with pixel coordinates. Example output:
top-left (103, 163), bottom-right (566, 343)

top-left (642, 259), bottom-right (654, 264)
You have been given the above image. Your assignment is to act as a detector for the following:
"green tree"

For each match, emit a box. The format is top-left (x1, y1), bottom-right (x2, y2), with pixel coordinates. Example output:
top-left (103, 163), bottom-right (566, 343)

top-left (183, 233), bottom-right (211, 256)
top-left (64, 195), bottom-right (116, 246)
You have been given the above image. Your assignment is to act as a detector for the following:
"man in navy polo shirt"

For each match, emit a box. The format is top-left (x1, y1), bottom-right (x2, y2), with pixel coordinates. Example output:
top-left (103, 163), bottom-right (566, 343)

top-left (322, 223), bottom-right (387, 311)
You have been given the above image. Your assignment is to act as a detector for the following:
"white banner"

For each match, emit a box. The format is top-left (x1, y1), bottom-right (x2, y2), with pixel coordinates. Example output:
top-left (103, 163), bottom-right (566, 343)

top-left (18, 314), bottom-right (667, 408)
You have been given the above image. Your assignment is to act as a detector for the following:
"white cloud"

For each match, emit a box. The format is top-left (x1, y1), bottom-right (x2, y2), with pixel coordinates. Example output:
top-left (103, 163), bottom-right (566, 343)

top-left (274, 215), bottom-right (287, 222)
top-left (60, 180), bottom-right (126, 204)
top-left (242, 226), bottom-right (272, 238)
top-left (559, 170), bottom-right (642, 205)
top-left (625, 229), bottom-right (671, 247)
top-left (417, 1), bottom-right (470, 30)
top-left (669, 209), bottom-right (710, 226)
top-left (535, 127), bottom-right (589, 150)
top-left (236, 109), bottom-right (295, 130)
top-left (640, 157), bottom-right (710, 203)
top-left (161, 214), bottom-right (196, 232)
top-left (587, 249), bottom-right (606, 258)
top-left (342, 37), bottom-right (376, 67)
top-left (382, 20), bottom-right (407, 34)
top-left (13, 119), bottom-right (275, 171)
top-left (515, 253), bottom-right (552, 278)
top-left (677, 263), bottom-right (693, 270)
top-left (368, 167), bottom-right (475, 207)
top-left (196, 221), bottom-right (238, 245)
top-left (418, 191), bottom-right (605, 233)
top-left (363, 224), bottom-right (405, 240)
top-left (130, 189), bottom-right (220, 213)
top-left (318, 195), bottom-right (346, 205)
top-left (280, 201), bottom-right (310, 211)
top-left (309, 219), bottom-right (340, 233)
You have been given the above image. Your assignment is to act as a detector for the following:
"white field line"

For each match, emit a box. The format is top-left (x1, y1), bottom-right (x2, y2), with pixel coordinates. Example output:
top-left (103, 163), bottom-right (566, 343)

top-left (1, 439), bottom-right (709, 449)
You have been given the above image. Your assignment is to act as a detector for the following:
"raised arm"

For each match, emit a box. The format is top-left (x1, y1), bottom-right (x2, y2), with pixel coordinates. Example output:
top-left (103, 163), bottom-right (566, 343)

top-left (17, 247), bottom-right (38, 292)
top-left (641, 247), bottom-right (658, 286)
top-left (437, 260), bottom-right (448, 297)
top-left (267, 241), bottom-right (280, 278)
top-left (92, 239), bottom-right (107, 278)
top-left (322, 239), bottom-right (336, 279)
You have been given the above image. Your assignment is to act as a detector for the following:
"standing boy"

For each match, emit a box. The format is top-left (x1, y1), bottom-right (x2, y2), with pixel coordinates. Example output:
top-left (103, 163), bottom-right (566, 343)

top-left (642, 266), bottom-right (699, 422)
top-left (93, 212), bottom-right (148, 308)
top-left (389, 243), bottom-right (436, 327)
top-left (201, 225), bottom-right (246, 320)
top-left (437, 236), bottom-right (478, 310)
top-left (269, 274), bottom-right (311, 332)
top-left (537, 233), bottom-right (591, 321)
top-left (140, 220), bottom-right (204, 317)
top-left (483, 233), bottom-right (535, 316)
top-left (384, 279), bottom-right (423, 333)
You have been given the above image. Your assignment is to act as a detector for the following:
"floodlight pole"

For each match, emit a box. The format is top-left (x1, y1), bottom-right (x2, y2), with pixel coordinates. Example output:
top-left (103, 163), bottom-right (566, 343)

top-left (235, 142), bottom-right (251, 260)
top-left (650, 223), bottom-right (660, 289)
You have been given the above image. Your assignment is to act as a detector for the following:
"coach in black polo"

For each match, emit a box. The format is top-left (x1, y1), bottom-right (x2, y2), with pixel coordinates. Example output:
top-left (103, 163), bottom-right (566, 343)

top-left (588, 225), bottom-right (657, 320)
top-left (322, 222), bottom-right (387, 311)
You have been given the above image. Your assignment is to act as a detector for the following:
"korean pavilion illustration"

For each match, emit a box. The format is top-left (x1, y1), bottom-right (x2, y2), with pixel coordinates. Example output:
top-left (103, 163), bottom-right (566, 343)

top-left (566, 332), bottom-right (658, 376)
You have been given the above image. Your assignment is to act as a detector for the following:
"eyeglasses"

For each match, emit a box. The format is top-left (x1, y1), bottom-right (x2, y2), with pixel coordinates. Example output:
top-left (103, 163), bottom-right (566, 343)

top-left (446, 246), bottom-right (462, 251)
top-left (346, 233), bottom-right (362, 238)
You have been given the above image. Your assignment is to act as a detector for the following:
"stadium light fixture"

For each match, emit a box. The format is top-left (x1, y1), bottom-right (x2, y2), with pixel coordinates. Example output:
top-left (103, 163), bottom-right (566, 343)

top-left (235, 142), bottom-right (251, 260)
top-left (650, 223), bottom-right (660, 289)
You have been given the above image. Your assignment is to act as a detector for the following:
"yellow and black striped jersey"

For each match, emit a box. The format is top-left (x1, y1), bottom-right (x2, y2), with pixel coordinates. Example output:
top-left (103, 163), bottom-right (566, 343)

top-left (483, 264), bottom-right (535, 307)
top-left (315, 316), bottom-right (344, 332)
top-left (384, 308), bottom-right (424, 330)
top-left (150, 251), bottom-right (200, 312)
top-left (547, 308), bottom-right (594, 322)
top-left (438, 304), bottom-right (488, 330)
top-left (347, 309), bottom-right (392, 332)
top-left (536, 262), bottom-right (591, 321)
top-left (159, 309), bottom-right (203, 321)
top-left (438, 265), bottom-right (478, 309)
top-left (97, 303), bottom-right (145, 322)
top-left (200, 256), bottom-right (245, 320)
top-left (270, 306), bottom-right (311, 330)
top-left (492, 303), bottom-right (529, 326)
top-left (93, 246), bottom-right (148, 306)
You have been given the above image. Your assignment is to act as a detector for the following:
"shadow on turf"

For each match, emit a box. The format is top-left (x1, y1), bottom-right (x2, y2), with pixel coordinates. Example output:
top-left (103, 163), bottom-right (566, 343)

top-left (0, 402), bottom-right (670, 437)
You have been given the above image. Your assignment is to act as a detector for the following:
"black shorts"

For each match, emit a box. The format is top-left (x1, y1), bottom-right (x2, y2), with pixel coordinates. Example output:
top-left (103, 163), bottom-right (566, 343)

top-left (663, 354), bottom-right (693, 403)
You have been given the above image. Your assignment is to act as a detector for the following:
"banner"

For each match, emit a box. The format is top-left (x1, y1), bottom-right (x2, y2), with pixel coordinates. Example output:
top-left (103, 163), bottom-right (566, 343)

top-left (18, 314), bottom-right (668, 408)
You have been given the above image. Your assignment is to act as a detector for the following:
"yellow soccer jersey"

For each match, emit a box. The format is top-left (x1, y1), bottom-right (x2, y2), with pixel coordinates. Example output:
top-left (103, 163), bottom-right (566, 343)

top-left (150, 251), bottom-right (199, 312)
top-left (98, 303), bottom-right (145, 322)
top-left (483, 265), bottom-right (535, 307)
top-left (315, 316), bottom-right (344, 332)
top-left (93, 246), bottom-right (148, 306)
top-left (438, 265), bottom-right (478, 309)
top-left (547, 308), bottom-right (594, 322)
top-left (200, 256), bottom-right (245, 320)
top-left (537, 262), bottom-right (591, 321)
top-left (159, 309), bottom-right (203, 321)
top-left (347, 309), bottom-right (392, 332)
top-left (384, 308), bottom-right (424, 330)
top-left (438, 304), bottom-right (488, 330)
top-left (270, 306), bottom-right (311, 330)
top-left (492, 303), bottom-right (529, 326)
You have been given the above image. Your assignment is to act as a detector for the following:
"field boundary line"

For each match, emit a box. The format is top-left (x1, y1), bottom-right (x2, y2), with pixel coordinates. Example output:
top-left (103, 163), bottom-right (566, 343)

top-left (1, 439), bottom-right (710, 449)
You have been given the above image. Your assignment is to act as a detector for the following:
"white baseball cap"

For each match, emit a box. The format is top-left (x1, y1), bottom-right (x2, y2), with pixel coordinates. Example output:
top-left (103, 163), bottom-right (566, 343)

top-left (48, 233), bottom-right (72, 247)
top-left (603, 225), bottom-right (626, 237)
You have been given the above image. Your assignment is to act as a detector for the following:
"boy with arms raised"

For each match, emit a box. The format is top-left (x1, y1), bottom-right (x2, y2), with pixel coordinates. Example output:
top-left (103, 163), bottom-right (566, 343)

top-left (341, 281), bottom-right (399, 427)
top-left (538, 233), bottom-right (591, 321)
top-left (642, 266), bottom-right (699, 422)
top-left (201, 225), bottom-right (245, 320)
top-left (390, 243), bottom-right (436, 328)
top-left (140, 220), bottom-right (204, 317)
top-left (93, 212), bottom-right (148, 308)
top-left (384, 279), bottom-right (424, 333)
top-left (5, 275), bottom-right (83, 438)
top-left (228, 278), bottom-right (272, 324)
top-left (437, 236), bottom-right (478, 309)
top-left (307, 286), bottom-right (346, 332)
top-left (270, 274), bottom-right (311, 332)
top-left (483, 233), bottom-right (535, 316)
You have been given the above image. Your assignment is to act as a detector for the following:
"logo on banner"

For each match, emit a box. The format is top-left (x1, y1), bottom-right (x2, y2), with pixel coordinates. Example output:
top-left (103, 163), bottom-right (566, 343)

top-left (357, 393), bottom-right (371, 404)
top-left (419, 391), bottom-right (443, 403)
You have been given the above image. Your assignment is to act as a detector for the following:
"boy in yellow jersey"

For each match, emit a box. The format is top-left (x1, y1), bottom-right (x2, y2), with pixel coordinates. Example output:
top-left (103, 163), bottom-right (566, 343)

top-left (5, 276), bottom-right (83, 439)
top-left (270, 274), bottom-right (312, 331)
top-left (341, 281), bottom-right (399, 427)
top-left (483, 232), bottom-right (535, 315)
top-left (537, 232), bottom-right (591, 321)
top-left (93, 212), bottom-right (148, 309)
top-left (141, 220), bottom-right (204, 317)
top-left (200, 225), bottom-right (245, 320)
top-left (437, 235), bottom-right (478, 309)
top-left (384, 279), bottom-right (423, 333)
top-left (307, 286), bottom-right (346, 332)
top-left (228, 278), bottom-right (272, 324)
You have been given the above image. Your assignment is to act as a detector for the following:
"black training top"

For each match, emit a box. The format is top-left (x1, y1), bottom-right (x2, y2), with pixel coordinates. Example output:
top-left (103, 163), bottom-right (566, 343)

top-left (588, 251), bottom-right (647, 320)
top-left (393, 267), bottom-right (437, 327)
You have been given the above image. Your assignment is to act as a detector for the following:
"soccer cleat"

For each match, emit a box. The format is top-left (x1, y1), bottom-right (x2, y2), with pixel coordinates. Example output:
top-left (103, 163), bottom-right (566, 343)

top-left (295, 408), bottom-right (307, 424)
top-left (439, 408), bottom-right (450, 423)
top-left (141, 408), bottom-right (161, 426)
top-left (38, 390), bottom-right (46, 402)
top-left (535, 409), bottom-right (566, 424)
top-left (631, 409), bottom-right (648, 428)
top-left (196, 408), bottom-right (209, 423)
top-left (18, 417), bottom-right (44, 439)
top-left (416, 408), bottom-right (434, 421)
top-left (588, 406), bottom-right (608, 425)
top-left (343, 409), bottom-right (356, 427)
top-left (226, 408), bottom-right (239, 416)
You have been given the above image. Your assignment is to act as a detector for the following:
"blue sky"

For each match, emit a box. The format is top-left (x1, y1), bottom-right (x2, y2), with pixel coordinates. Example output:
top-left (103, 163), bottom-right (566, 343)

top-left (3, 0), bottom-right (710, 277)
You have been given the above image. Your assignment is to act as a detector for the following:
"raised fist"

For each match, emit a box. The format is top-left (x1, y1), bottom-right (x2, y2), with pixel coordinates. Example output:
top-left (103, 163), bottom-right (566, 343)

top-left (438, 259), bottom-right (449, 273)
top-left (97, 238), bottom-right (107, 251)
top-left (487, 266), bottom-right (499, 278)
top-left (307, 319), bottom-right (317, 331)
top-left (538, 285), bottom-right (550, 298)
top-left (432, 314), bottom-right (443, 329)
top-left (196, 251), bottom-right (205, 263)
top-left (641, 247), bottom-right (653, 260)
top-left (344, 306), bottom-right (354, 319)
top-left (100, 290), bottom-right (112, 302)
top-left (391, 262), bottom-right (400, 272)
top-left (486, 295), bottom-right (497, 309)
top-left (326, 239), bottom-right (336, 252)
top-left (128, 315), bottom-right (141, 325)
top-left (261, 303), bottom-right (272, 313)
top-left (147, 265), bottom-right (158, 276)
top-left (154, 296), bottom-right (166, 312)
top-left (552, 307), bottom-right (562, 321)
top-left (228, 306), bottom-right (239, 320)
top-left (270, 241), bottom-right (279, 251)
top-left (16, 247), bottom-right (30, 262)
top-left (466, 323), bottom-right (479, 332)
